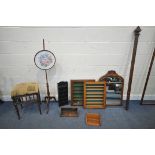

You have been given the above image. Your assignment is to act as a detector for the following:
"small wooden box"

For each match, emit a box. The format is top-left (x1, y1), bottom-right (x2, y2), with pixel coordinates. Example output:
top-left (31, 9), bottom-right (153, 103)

top-left (60, 107), bottom-right (78, 117)
top-left (86, 113), bottom-right (101, 126)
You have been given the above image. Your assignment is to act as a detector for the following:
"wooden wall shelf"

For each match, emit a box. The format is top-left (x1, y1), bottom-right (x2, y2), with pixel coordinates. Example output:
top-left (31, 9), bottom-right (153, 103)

top-left (71, 79), bottom-right (95, 106)
top-left (84, 81), bottom-right (106, 109)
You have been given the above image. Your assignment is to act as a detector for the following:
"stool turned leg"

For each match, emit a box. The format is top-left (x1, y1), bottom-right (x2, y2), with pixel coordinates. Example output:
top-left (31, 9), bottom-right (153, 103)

top-left (19, 98), bottom-right (23, 109)
top-left (19, 97), bottom-right (24, 109)
top-left (13, 102), bottom-right (20, 120)
top-left (20, 103), bottom-right (23, 109)
top-left (37, 94), bottom-right (42, 115)
top-left (38, 102), bottom-right (42, 115)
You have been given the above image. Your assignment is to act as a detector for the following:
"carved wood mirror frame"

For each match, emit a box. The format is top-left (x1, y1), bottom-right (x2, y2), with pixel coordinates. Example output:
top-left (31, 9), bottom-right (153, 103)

top-left (99, 70), bottom-right (124, 106)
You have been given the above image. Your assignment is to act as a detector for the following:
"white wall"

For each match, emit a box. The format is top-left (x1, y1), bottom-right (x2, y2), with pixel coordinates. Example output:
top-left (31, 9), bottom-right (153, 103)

top-left (0, 26), bottom-right (155, 101)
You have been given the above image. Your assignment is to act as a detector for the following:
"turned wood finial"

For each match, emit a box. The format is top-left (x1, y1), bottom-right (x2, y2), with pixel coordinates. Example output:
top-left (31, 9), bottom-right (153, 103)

top-left (134, 26), bottom-right (141, 35)
top-left (43, 39), bottom-right (45, 50)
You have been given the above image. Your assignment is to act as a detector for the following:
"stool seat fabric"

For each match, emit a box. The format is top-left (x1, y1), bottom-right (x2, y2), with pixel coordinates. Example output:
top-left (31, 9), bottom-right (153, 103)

top-left (11, 82), bottom-right (39, 97)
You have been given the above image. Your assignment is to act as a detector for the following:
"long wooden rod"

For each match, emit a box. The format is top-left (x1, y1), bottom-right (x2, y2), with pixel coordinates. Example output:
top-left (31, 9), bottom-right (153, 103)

top-left (125, 26), bottom-right (141, 110)
top-left (43, 39), bottom-right (45, 50)
top-left (45, 69), bottom-right (50, 97)
top-left (43, 39), bottom-right (50, 97)
top-left (140, 48), bottom-right (155, 105)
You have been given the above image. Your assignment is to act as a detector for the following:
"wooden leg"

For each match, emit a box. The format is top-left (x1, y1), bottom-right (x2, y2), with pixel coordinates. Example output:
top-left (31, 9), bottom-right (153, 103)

top-left (37, 102), bottom-right (42, 115)
top-left (53, 97), bottom-right (56, 102)
top-left (13, 103), bottom-right (20, 120)
top-left (46, 98), bottom-right (50, 114)
top-left (37, 94), bottom-right (42, 115)
top-left (17, 97), bottom-right (23, 109)
top-left (20, 103), bottom-right (23, 109)
top-left (45, 96), bottom-right (56, 114)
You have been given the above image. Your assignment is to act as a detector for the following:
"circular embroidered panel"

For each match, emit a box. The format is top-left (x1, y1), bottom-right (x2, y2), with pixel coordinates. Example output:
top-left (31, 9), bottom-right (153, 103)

top-left (34, 50), bottom-right (56, 70)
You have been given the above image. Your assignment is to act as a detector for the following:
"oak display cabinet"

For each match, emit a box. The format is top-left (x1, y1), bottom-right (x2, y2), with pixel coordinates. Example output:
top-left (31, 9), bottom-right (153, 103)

top-left (71, 80), bottom-right (95, 106)
top-left (84, 81), bottom-right (106, 109)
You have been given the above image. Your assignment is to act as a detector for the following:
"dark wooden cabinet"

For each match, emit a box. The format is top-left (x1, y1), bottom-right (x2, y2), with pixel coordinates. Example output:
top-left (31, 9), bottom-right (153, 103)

top-left (57, 81), bottom-right (68, 106)
top-left (71, 79), bottom-right (95, 106)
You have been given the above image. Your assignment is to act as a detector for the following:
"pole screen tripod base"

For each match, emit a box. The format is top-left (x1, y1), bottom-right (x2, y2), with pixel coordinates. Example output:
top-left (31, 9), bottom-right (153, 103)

top-left (45, 96), bottom-right (56, 114)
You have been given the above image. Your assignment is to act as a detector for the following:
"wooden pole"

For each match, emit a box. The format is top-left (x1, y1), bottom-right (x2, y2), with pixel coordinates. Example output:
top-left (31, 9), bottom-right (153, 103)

top-left (43, 39), bottom-right (50, 98)
top-left (125, 26), bottom-right (141, 110)
top-left (140, 48), bottom-right (155, 105)
top-left (42, 39), bottom-right (56, 113)
top-left (45, 69), bottom-right (50, 98)
top-left (43, 39), bottom-right (45, 50)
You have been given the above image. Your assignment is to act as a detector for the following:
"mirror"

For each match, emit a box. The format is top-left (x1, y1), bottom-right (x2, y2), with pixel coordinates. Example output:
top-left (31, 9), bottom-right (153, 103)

top-left (99, 70), bottom-right (124, 106)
